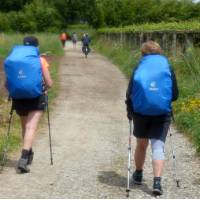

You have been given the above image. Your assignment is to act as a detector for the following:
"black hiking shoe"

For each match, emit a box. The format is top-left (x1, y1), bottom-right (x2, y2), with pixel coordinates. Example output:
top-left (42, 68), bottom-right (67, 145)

top-left (153, 177), bottom-right (163, 196)
top-left (132, 170), bottom-right (143, 185)
top-left (27, 151), bottom-right (34, 165)
top-left (17, 158), bottom-right (30, 173)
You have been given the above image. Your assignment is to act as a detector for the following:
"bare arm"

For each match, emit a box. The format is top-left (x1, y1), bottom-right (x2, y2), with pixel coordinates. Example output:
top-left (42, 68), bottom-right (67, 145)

top-left (42, 66), bottom-right (53, 88)
top-left (40, 57), bottom-right (53, 88)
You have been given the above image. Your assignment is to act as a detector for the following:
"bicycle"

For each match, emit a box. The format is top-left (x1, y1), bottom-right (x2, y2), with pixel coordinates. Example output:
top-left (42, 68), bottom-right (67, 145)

top-left (82, 45), bottom-right (90, 58)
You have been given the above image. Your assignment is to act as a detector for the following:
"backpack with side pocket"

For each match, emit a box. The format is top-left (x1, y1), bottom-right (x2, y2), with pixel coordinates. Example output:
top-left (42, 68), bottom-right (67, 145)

top-left (131, 54), bottom-right (172, 116)
top-left (4, 45), bottom-right (42, 99)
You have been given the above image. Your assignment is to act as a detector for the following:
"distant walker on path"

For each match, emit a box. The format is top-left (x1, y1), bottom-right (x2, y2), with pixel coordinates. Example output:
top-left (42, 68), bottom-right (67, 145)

top-left (71, 32), bottom-right (78, 48)
top-left (60, 32), bottom-right (68, 48)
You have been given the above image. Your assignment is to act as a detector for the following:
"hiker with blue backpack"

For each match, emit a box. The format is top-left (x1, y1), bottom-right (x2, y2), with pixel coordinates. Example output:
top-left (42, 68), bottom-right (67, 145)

top-left (125, 41), bottom-right (178, 195)
top-left (4, 36), bottom-right (53, 173)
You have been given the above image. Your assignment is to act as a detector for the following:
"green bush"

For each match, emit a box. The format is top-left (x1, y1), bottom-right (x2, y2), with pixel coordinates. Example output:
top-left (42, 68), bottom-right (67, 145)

top-left (0, 0), bottom-right (62, 33)
top-left (24, 0), bottom-right (62, 32)
top-left (0, 13), bottom-right (10, 32)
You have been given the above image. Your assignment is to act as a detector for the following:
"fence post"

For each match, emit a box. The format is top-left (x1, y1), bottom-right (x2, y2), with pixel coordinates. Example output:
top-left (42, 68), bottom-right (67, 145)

top-left (134, 33), bottom-right (138, 48)
top-left (162, 32), bottom-right (167, 52)
top-left (172, 32), bottom-right (177, 57)
top-left (185, 33), bottom-right (193, 50)
top-left (140, 32), bottom-right (144, 46)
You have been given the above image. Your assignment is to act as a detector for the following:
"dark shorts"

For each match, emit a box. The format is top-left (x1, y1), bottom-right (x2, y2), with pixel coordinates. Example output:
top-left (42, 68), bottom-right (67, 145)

top-left (12, 95), bottom-right (47, 116)
top-left (132, 113), bottom-right (171, 142)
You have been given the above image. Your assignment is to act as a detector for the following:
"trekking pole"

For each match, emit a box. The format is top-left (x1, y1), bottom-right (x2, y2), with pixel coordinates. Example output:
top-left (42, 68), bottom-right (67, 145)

top-left (126, 119), bottom-right (133, 197)
top-left (0, 100), bottom-right (13, 173)
top-left (46, 95), bottom-right (53, 165)
top-left (169, 114), bottom-right (180, 187)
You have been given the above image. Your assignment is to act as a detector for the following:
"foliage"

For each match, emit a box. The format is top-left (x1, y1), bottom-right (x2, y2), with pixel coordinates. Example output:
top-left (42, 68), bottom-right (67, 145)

top-left (98, 21), bottom-right (200, 34)
top-left (96, 0), bottom-right (200, 27)
top-left (1, 0), bottom-right (200, 32)
top-left (50, 0), bottom-right (104, 28)
top-left (0, 0), bottom-right (62, 33)
top-left (0, 0), bottom-right (32, 12)
top-left (67, 24), bottom-right (96, 41)
top-left (0, 13), bottom-right (11, 31)
top-left (23, 0), bottom-right (62, 32)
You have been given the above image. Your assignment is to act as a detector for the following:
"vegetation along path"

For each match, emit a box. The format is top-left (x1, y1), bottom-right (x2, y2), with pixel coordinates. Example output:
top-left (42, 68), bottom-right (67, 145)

top-left (0, 42), bottom-right (200, 198)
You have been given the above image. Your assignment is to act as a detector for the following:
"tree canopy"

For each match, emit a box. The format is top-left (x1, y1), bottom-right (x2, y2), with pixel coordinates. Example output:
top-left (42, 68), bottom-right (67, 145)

top-left (0, 0), bottom-right (200, 32)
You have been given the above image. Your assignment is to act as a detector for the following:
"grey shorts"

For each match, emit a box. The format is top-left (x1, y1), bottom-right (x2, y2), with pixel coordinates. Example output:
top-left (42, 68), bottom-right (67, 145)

top-left (132, 113), bottom-right (171, 142)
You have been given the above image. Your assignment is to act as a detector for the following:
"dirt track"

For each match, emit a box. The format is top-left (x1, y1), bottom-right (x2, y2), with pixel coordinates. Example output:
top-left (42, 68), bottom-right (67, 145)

top-left (0, 42), bottom-right (200, 198)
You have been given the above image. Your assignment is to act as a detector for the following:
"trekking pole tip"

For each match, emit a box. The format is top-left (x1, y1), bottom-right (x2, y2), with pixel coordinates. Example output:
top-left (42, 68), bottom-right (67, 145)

top-left (126, 189), bottom-right (130, 197)
top-left (176, 179), bottom-right (180, 188)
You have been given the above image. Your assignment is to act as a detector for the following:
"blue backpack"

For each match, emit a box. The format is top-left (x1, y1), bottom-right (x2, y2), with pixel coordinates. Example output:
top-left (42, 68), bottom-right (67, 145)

top-left (4, 45), bottom-right (42, 99)
top-left (131, 54), bottom-right (172, 116)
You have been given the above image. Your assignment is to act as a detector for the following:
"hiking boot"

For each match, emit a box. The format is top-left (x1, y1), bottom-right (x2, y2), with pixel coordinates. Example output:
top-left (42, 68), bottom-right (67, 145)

top-left (27, 151), bottom-right (34, 165)
top-left (132, 170), bottom-right (143, 185)
top-left (153, 177), bottom-right (163, 196)
top-left (17, 158), bottom-right (30, 173)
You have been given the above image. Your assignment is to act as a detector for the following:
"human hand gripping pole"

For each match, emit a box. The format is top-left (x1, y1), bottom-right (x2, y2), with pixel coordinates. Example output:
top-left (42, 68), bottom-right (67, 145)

top-left (125, 99), bottom-right (133, 121)
top-left (126, 119), bottom-right (133, 197)
top-left (46, 95), bottom-right (53, 165)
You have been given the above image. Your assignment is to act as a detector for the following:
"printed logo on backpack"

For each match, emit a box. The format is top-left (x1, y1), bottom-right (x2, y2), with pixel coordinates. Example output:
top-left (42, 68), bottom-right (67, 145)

top-left (4, 45), bottom-right (42, 99)
top-left (131, 54), bottom-right (172, 116)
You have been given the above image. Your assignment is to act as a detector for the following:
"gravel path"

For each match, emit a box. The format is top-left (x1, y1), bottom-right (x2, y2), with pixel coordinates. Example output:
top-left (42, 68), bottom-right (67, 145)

top-left (0, 42), bottom-right (200, 198)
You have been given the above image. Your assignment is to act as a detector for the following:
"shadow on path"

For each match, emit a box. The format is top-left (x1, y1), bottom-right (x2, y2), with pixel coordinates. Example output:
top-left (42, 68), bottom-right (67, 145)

top-left (98, 171), bottom-right (153, 196)
top-left (3, 158), bottom-right (18, 168)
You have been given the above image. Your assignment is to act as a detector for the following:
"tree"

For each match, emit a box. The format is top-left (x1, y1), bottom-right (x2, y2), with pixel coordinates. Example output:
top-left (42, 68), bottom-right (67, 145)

top-left (0, 0), bottom-right (32, 12)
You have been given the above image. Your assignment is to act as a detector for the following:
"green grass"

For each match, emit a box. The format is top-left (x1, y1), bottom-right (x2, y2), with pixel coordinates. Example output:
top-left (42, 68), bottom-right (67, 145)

top-left (98, 21), bottom-right (200, 33)
top-left (172, 48), bottom-right (200, 152)
top-left (48, 58), bottom-right (60, 101)
top-left (0, 101), bottom-right (21, 162)
top-left (0, 33), bottom-right (63, 58)
top-left (93, 36), bottom-right (200, 153)
top-left (0, 33), bottom-right (64, 161)
top-left (67, 24), bottom-right (96, 41)
top-left (93, 37), bottom-right (140, 77)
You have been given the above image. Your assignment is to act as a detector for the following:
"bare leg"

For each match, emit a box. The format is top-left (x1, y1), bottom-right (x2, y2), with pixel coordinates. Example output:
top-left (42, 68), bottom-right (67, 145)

top-left (23, 111), bottom-right (43, 150)
top-left (134, 138), bottom-right (149, 170)
top-left (153, 160), bottom-right (164, 177)
top-left (20, 116), bottom-right (27, 138)
top-left (17, 111), bottom-right (42, 172)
